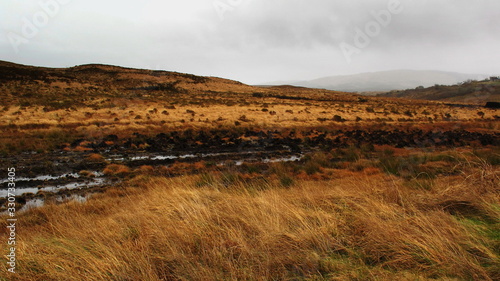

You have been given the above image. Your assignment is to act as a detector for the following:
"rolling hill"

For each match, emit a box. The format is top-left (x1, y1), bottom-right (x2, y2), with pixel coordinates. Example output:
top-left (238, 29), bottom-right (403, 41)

top-left (379, 78), bottom-right (500, 104)
top-left (0, 60), bottom-right (357, 110)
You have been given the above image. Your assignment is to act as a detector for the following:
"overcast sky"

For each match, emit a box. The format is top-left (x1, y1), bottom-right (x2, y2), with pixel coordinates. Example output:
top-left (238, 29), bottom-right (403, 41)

top-left (1, 0), bottom-right (499, 84)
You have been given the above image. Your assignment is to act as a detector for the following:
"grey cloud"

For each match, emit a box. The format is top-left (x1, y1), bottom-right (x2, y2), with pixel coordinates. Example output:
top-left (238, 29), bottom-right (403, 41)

top-left (1, 0), bottom-right (499, 84)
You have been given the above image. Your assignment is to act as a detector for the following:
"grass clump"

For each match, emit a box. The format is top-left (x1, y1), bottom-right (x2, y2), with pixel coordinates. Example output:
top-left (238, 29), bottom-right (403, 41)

top-left (103, 164), bottom-right (131, 177)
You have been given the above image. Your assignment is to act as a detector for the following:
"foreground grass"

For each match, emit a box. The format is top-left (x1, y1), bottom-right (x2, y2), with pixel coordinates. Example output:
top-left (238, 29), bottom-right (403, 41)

top-left (1, 161), bottom-right (499, 280)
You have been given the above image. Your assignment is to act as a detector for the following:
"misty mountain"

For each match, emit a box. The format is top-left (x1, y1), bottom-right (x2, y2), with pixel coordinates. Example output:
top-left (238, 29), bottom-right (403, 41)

top-left (269, 70), bottom-right (488, 93)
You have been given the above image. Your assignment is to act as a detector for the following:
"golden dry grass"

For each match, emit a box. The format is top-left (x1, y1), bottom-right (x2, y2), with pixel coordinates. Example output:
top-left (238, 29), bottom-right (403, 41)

top-left (1, 95), bottom-right (498, 156)
top-left (2, 61), bottom-right (498, 156)
top-left (1, 159), bottom-right (498, 280)
top-left (2, 61), bottom-right (498, 280)
top-left (2, 99), bottom-right (498, 130)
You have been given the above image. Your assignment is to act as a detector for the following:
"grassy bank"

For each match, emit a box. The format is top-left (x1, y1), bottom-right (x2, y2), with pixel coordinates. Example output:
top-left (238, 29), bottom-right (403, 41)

top-left (1, 156), bottom-right (498, 280)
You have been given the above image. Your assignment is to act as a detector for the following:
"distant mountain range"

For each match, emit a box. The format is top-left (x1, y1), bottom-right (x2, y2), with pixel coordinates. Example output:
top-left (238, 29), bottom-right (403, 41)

top-left (263, 70), bottom-right (490, 93)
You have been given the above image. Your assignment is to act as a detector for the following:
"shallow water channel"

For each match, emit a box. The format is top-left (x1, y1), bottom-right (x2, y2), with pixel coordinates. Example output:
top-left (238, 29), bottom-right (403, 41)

top-left (1, 151), bottom-right (303, 212)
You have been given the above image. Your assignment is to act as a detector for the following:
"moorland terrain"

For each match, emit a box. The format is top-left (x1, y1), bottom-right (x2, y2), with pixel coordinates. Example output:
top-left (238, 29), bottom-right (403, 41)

top-left (0, 61), bottom-right (498, 280)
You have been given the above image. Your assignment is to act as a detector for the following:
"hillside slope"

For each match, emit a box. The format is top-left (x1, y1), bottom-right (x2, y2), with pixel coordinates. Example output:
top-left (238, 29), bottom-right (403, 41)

top-left (379, 78), bottom-right (500, 104)
top-left (0, 61), bottom-right (250, 105)
top-left (0, 61), bottom-right (355, 110)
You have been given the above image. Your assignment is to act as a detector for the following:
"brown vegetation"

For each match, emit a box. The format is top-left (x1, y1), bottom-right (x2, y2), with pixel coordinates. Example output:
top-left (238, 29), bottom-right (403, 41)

top-left (381, 78), bottom-right (500, 104)
top-left (1, 62), bottom-right (499, 156)
top-left (1, 153), bottom-right (498, 280)
top-left (1, 61), bottom-right (499, 280)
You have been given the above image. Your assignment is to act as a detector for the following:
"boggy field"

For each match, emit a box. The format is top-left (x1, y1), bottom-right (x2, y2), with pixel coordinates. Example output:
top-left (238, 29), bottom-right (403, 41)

top-left (0, 62), bottom-right (499, 280)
